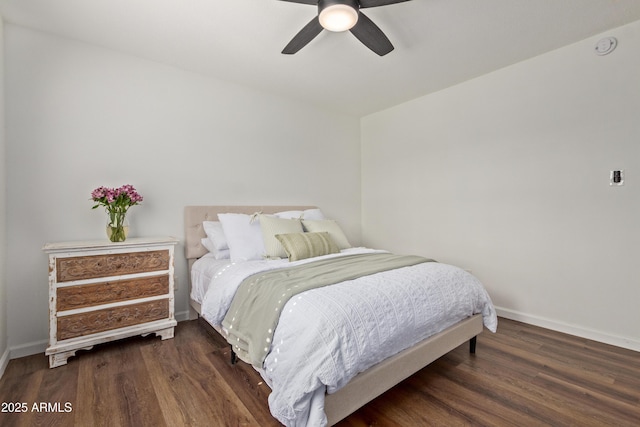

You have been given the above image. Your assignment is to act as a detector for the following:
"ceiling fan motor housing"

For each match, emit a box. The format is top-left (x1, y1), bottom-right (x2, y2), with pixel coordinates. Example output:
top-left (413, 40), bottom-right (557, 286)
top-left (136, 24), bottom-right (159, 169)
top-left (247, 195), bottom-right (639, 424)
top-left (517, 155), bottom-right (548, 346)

top-left (319, 0), bottom-right (360, 32)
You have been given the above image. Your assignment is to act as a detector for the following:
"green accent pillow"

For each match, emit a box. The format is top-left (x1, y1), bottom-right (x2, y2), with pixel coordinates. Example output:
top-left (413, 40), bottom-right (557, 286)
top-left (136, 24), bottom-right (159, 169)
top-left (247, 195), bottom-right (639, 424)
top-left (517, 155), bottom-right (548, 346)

top-left (301, 219), bottom-right (352, 249)
top-left (275, 232), bottom-right (340, 262)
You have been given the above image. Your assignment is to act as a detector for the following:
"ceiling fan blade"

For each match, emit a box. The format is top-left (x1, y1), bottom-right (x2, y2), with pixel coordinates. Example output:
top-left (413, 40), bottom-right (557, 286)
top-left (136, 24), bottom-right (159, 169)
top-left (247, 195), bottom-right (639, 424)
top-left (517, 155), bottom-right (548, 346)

top-left (277, 0), bottom-right (317, 4)
top-left (282, 16), bottom-right (324, 54)
top-left (359, 0), bottom-right (411, 8)
top-left (349, 12), bottom-right (394, 56)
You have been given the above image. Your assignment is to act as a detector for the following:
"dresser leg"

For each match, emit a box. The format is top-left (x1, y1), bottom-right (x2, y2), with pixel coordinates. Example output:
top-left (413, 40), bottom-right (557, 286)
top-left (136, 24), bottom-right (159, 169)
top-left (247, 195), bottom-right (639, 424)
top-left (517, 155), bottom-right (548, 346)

top-left (49, 353), bottom-right (68, 368)
top-left (49, 346), bottom-right (93, 368)
top-left (156, 327), bottom-right (175, 340)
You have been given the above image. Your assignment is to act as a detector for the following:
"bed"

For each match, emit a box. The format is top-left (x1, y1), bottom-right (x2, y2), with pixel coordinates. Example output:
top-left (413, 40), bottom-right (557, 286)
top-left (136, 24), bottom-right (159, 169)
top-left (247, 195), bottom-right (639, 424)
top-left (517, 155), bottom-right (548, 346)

top-left (184, 205), bottom-right (497, 426)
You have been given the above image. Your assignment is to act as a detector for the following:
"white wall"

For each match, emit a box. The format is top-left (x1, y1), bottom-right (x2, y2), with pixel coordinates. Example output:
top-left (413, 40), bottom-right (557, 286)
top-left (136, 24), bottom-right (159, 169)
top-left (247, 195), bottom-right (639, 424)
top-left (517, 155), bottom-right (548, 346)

top-left (0, 16), bottom-right (9, 375)
top-left (4, 25), bottom-right (361, 357)
top-left (362, 20), bottom-right (640, 351)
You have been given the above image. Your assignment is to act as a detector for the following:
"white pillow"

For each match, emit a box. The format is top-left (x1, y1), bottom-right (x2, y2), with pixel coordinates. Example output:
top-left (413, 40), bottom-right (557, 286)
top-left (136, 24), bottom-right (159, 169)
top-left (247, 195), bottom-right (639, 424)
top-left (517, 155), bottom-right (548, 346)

top-left (218, 213), bottom-right (265, 261)
top-left (275, 208), bottom-right (325, 221)
top-left (259, 214), bottom-right (304, 259)
top-left (201, 237), bottom-right (216, 253)
top-left (202, 221), bottom-right (230, 260)
top-left (302, 219), bottom-right (352, 249)
top-left (200, 237), bottom-right (230, 259)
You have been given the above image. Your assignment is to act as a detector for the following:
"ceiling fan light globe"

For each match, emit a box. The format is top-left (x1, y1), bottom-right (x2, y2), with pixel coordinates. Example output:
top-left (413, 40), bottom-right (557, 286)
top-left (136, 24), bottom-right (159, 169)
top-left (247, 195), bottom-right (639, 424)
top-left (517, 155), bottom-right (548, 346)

top-left (319, 5), bottom-right (359, 32)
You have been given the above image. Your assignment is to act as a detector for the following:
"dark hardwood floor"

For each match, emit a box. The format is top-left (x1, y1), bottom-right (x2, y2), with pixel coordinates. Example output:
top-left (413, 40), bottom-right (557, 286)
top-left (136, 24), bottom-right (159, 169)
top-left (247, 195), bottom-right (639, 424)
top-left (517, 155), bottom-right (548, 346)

top-left (1, 317), bottom-right (638, 426)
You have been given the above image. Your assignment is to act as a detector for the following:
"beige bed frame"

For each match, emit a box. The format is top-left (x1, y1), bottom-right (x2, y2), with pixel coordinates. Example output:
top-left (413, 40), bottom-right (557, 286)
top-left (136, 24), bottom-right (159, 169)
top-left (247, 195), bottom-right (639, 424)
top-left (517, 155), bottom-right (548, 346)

top-left (184, 206), bottom-right (483, 426)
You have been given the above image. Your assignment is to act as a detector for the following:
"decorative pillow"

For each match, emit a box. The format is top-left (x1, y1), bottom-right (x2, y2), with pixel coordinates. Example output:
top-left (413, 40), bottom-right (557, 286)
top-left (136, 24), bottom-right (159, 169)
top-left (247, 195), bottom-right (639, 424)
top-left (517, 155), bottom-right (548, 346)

top-left (275, 232), bottom-right (340, 262)
top-left (301, 219), bottom-right (352, 249)
top-left (259, 214), bottom-right (304, 259)
top-left (218, 213), bottom-right (265, 261)
top-left (202, 221), bottom-right (231, 260)
top-left (275, 208), bottom-right (325, 221)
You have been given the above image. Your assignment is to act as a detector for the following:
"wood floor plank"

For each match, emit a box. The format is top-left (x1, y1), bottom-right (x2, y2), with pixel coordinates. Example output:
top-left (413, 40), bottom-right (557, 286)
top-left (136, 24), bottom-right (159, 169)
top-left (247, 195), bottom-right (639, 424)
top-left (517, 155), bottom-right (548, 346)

top-left (31, 357), bottom-right (78, 427)
top-left (532, 372), bottom-right (640, 426)
top-left (0, 318), bottom-right (638, 426)
top-left (140, 325), bottom-right (260, 425)
top-left (0, 353), bottom-right (48, 380)
top-left (74, 347), bottom-right (119, 427)
top-left (0, 368), bottom-right (45, 427)
top-left (445, 348), bottom-right (623, 426)
top-left (110, 346), bottom-right (166, 427)
top-left (407, 365), bottom-right (537, 426)
top-left (367, 378), bottom-right (475, 426)
top-left (439, 354), bottom-right (596, 426)
top-left (195, 318), bottom-right (281, 426)
top-left (483, 330), bottom-right (640, 410)
top-left (342, 386), bottom-right (435, 427)
top-left (206, 343), bottom-right (281, 426)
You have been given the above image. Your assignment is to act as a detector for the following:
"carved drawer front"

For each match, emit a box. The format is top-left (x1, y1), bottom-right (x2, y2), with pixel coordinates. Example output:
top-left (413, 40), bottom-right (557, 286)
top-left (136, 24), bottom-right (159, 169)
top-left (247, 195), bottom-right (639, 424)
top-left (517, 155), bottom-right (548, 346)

top-left (57, 299), bottom-right (169, 341)
top-left (56, 275), bottom-right (169, 312)
top-left (56, 250), bottom-right (170, 282)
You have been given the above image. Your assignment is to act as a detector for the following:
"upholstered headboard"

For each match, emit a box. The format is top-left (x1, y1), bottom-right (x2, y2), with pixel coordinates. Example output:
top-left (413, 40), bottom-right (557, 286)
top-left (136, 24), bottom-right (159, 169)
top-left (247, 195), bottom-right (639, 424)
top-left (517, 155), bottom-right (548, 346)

top-left (183, 205), bottom-right (317, 261)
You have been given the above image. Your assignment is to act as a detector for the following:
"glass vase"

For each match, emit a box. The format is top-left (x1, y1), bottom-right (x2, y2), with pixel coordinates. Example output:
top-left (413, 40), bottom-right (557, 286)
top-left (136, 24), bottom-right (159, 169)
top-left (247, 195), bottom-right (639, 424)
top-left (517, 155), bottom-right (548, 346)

top-left (106, 216), bottom-right (129, 242)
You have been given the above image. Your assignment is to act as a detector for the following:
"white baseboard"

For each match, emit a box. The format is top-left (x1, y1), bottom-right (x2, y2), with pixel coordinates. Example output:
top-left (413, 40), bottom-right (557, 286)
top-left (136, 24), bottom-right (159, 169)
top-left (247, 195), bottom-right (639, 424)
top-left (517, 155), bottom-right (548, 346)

top-left (495, 306), bottom-right (640, 352)
top-left (9, 339), bottom-right (48, 360)
top-left (0, 346), bottom-right (10, 379)
top-left (175, 310), bottom-right (191, 322)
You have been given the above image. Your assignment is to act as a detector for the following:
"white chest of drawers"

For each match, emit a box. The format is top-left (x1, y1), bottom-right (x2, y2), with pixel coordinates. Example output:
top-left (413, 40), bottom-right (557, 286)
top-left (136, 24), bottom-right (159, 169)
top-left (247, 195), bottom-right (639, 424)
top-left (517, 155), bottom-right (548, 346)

top-left (42, 237), bottom-right (179, 368)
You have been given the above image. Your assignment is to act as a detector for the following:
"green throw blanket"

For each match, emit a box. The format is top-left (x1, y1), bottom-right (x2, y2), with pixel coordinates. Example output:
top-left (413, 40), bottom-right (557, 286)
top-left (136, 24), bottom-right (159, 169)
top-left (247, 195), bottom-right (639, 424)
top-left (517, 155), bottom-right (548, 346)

top-left (222, 253), bottom-right (433, 367)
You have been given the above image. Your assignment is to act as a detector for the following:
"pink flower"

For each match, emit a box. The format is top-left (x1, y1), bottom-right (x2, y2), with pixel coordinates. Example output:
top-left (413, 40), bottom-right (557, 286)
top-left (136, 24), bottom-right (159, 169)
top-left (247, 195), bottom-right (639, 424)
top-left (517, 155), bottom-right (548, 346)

top-left (91, 186), bottom-right (109, 199)
top-left (91, 185), bottom-right (143, 212)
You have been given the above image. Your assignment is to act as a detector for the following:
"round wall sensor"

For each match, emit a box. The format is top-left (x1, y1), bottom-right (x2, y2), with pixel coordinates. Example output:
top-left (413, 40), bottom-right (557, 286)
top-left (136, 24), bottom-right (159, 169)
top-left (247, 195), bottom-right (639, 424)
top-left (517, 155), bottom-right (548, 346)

top-left (595, 37), bottom-right (617, 55)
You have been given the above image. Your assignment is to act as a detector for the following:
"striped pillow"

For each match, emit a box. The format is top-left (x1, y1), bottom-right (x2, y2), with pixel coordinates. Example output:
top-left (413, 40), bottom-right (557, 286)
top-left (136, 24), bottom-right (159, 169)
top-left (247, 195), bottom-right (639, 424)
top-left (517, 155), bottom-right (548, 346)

top-left (275, 232), bottom-right (340, 262)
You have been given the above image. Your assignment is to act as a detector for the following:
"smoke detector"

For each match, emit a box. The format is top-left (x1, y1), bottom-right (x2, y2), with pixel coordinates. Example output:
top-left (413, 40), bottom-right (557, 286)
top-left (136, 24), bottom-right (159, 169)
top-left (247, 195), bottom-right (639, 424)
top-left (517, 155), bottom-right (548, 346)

top-left (595, 37), bottom-right (617, 55)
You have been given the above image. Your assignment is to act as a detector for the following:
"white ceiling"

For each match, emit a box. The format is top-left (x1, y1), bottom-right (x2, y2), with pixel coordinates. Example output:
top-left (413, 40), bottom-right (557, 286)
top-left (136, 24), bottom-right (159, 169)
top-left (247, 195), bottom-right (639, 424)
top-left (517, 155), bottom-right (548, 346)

top-left (1, 0), bottom-right (640, 116)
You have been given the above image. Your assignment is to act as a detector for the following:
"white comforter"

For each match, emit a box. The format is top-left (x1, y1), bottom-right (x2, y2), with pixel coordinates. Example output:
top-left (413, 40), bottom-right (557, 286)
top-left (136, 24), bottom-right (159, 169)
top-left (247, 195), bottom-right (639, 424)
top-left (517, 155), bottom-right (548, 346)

top-left (196, 248), bottom-right (497, 427)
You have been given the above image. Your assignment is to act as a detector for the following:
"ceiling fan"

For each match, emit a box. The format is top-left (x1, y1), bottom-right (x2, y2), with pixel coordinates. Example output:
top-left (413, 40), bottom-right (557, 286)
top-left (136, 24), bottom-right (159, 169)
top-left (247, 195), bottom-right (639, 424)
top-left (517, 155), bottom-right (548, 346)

top-left (279, 0), bottom-right (411, 56)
